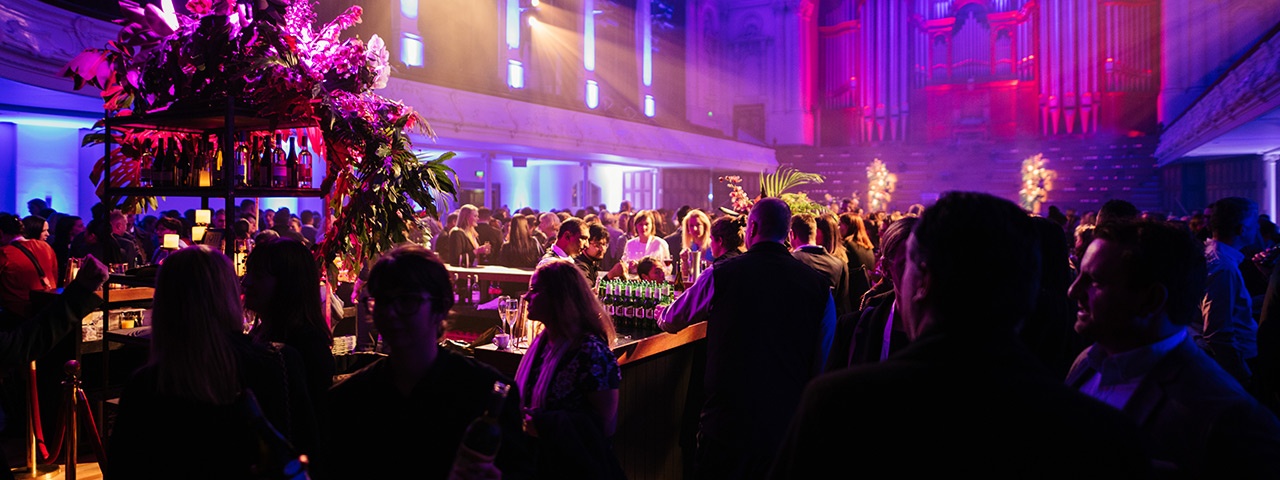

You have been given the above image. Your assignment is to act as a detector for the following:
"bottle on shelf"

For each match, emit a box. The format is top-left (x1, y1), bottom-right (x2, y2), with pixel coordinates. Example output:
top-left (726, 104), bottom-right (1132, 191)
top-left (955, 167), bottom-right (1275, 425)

top-left (297, 134), bottom-right (313, 188)
top-left (470, 274), bottom-right (482, 304)
top-left (257, 134), bottom-right (273, 187)
top-left (176, 136), bottom-right (194, 187)
top-left (272, 133), bottom-right (289, 188)
top-left (137, 139), bottom-right (154, 187)
top-left (154, 138), bottom-right (173, 187)
top-left (209, 135), bottom-right (223, 187)
top-left (286, 133), bottom-right (299, 188)
top-left (235, 132), bottom-right (252, 187)
top-left (450, 381), bottom-right (511, 479)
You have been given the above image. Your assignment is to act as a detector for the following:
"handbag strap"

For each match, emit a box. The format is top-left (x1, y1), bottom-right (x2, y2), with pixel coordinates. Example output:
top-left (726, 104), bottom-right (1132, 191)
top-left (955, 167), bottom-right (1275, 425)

top-left (10, 241), bottom-right (54, 290)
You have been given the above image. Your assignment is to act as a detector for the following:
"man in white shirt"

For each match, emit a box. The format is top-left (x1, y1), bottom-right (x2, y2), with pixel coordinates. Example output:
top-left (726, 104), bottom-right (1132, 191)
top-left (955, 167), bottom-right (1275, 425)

top-left (537, 218), bottom-right (587, 267)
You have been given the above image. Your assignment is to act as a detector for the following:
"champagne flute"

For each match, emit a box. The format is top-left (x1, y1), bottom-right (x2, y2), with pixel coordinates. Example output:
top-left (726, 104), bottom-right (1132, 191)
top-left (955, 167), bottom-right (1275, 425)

top-left (496, 295), bottom-right (512, 349)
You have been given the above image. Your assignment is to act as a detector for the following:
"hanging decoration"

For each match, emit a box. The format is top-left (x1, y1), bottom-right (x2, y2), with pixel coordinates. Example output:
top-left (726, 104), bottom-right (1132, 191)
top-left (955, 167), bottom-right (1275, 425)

top-left (866, 159), bottom-right (897, 213)
top-left (62, 0), bottom-right (458, 280)
top-left (1018, 153), bottom-right (1056, 214)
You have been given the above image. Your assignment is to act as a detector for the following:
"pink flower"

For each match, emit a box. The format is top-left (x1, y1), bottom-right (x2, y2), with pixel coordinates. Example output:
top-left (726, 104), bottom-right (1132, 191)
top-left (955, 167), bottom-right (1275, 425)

top-left (185, 0), bottom-right (213, 16)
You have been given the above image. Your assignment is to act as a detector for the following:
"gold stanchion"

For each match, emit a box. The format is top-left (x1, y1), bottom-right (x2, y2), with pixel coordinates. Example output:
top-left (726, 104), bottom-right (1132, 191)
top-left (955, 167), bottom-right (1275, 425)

top-left (11, 361), bottom-right (60, 480)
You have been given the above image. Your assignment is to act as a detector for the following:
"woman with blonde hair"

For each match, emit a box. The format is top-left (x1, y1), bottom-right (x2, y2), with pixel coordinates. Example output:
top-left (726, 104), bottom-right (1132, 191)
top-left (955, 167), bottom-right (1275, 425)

top-left (108, 245), bottom-right (317, 478)
top-left (438, 204), bottom-right (492, 266)
top-left (675, 209), bottom-right (714, 283)
top-left (517, 260), bottom-right (624, 479)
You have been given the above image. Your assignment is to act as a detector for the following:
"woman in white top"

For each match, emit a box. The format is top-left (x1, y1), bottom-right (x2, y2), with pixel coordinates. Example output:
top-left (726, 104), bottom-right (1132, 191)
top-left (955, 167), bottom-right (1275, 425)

top-left (620, 209), bottom-right (670, 275)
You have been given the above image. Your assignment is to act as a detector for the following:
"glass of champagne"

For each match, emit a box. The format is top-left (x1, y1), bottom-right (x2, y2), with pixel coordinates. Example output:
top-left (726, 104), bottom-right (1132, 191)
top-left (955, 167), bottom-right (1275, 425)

top-left (496, 295), bottom-right (515, 349)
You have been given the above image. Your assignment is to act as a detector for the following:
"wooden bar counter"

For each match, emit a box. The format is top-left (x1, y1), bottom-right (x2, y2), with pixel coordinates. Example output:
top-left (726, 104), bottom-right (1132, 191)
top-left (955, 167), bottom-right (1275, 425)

top-left (474, 322), bottom-right (707, 480)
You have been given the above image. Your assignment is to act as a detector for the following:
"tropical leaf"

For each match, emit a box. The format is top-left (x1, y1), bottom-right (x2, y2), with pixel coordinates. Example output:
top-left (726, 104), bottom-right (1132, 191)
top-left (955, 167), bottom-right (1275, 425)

top-left (761, 166), bottom-right (824, 197)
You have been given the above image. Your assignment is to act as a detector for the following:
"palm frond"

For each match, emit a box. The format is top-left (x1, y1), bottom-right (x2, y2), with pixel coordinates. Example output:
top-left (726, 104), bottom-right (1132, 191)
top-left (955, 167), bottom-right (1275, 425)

top-left (760, 166), bottom-right (824, 197)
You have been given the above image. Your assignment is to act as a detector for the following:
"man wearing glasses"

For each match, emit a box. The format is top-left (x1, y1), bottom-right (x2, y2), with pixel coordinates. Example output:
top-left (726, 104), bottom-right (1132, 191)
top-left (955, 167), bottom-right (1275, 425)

top-left (326, 245), bottom-right (536, 479)
top-left (575, 223), bottom-right (619, 288)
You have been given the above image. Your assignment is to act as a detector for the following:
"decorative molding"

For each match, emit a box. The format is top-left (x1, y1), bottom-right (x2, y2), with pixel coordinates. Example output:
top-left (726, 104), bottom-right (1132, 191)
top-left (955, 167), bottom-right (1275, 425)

top-left (383, 78), bottom-right (777, 172)
top-left (1156, 27), bottom-right (1280, 166)
top-left (0, 0), bottom-right (117, 96)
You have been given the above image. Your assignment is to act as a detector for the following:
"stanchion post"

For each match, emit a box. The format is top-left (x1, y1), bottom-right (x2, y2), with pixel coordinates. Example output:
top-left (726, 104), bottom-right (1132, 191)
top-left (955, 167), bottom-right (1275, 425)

top-left (11, 361), bottom-right (60, 480)
top-left (64, 360), bottom-right (79, 480)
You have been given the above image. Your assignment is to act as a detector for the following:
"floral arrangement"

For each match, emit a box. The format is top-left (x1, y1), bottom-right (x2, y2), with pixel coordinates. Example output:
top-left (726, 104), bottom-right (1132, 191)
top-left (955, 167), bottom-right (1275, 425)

top-left (63, 0), bottom-right (457, 279)
top-left (1018, 153), bottom-right (1055, 214)
top-left (866, 159), bottom-right (897, 212)
top-left (718, 167), bottom-right (825, 218)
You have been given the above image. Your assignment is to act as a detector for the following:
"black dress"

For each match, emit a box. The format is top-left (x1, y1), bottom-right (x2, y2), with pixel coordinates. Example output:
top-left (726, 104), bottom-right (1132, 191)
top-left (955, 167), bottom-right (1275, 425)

top-left (107, 335), bottom-right (318, 479)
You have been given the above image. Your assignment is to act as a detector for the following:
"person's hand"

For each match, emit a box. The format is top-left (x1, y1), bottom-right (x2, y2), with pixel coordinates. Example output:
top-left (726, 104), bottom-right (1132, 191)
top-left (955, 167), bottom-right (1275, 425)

top-left (477, 243), bottom-right (491, 255)
top-left (606, 263), bottom-right (625, 280)
top-left (522, 409), bottom-right (540, 438)
top-left (72, 254), bottom-right (109, 292)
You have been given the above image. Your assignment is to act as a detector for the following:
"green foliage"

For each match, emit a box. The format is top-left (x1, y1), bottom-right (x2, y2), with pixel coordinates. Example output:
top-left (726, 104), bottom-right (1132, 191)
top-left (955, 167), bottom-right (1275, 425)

top-left (761, 166), bottom-right (824, 198)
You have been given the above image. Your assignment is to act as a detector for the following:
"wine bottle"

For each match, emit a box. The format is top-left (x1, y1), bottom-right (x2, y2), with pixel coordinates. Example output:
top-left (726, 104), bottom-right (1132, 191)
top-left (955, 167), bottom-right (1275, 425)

top-left (297, 134), bottom-right (313, 188)
top-left (272, 133), bottom-right (288, 188)
top-left (239, 389), bottom-right (311, 480)
top-left (154, 138), bottom-right (172, 187)
top-left (286, 134), bottom-right (299, 188)
top-left (258, 135), bottom-right (274, 187)
top-left (138, 139), bottom-right (154, 187)
top-left (235, 132), bottom-right (251, 187)
top-left (176, 137), bottom-right (194, 187)
top-left (450, 381), bottom-right (510, 479)
top-left (210, 135), bottom-right (224, 186)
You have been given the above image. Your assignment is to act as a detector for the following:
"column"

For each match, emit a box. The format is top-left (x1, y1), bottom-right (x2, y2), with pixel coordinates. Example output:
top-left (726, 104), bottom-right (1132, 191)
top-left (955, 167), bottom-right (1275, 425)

top-left (580, 161), bottom-right (591, 209)
top-left (1266, 153), bottom-right (1279, 218)
top-left (484, 153), bottom-right (495, 207)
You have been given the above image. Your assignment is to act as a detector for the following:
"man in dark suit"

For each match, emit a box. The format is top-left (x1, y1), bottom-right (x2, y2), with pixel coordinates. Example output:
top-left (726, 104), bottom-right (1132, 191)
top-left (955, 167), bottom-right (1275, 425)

top-left (475, 206), bottom-right (504, 265)
top-left (790, 213), bottom-right (851, 318)
top-left (658, 197), bottom-right (836, 480)
top-left (1066, 219), bottom-right (1280, 477)
top-left (769, 191), bottom-right (1152, 478)
top-left (600, 212), bottom-right (627, 272)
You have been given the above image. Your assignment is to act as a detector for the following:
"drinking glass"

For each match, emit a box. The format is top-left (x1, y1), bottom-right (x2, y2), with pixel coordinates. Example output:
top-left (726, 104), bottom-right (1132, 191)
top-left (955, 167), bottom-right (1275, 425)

top-left (501, 296), bottom-right (522, 344)
top-left (496, 295), bottom-right (514, 344)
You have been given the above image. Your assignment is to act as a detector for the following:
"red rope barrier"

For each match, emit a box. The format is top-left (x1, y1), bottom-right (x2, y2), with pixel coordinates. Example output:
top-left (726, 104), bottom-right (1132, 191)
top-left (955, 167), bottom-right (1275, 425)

top-left (27, 363), bottom-right (49, 460)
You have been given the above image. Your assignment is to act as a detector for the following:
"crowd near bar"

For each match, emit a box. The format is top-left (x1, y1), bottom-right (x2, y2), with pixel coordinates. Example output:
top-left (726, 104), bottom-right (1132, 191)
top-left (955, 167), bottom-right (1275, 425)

top-left (3, 0), bottom-right (1280, 478)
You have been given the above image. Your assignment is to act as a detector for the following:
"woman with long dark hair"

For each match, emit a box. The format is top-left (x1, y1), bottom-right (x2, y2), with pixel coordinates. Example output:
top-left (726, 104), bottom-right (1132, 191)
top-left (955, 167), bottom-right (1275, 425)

top-left (517, 259), bottom-right (624, 479)
top-left (107, 245), bottom-right (317, 478)
top-left (50, 215), bottom-right (83, 287)
top-left (242, 237), bottom-right (335, 447)
top-left (500, 214), bottom-right (543, 268)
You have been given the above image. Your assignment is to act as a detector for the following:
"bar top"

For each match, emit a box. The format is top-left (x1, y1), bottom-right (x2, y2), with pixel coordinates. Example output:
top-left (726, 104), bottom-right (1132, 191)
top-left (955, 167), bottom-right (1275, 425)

top-left (474, 321), bottom-right (707, 372)
top-left (445, 265), bottom-right (536, 284)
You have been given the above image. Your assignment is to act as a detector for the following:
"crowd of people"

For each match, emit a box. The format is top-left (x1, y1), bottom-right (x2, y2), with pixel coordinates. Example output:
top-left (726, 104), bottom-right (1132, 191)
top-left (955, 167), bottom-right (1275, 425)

top-left (5, 189), bottom-right (1280, 478)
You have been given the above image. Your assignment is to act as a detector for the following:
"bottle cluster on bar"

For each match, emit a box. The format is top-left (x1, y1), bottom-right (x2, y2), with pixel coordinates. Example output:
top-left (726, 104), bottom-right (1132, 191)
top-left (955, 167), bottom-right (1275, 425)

top-left (137, 130), bottom-right (315, 189)
top-left (597, 278), bottom-right (673, 332)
